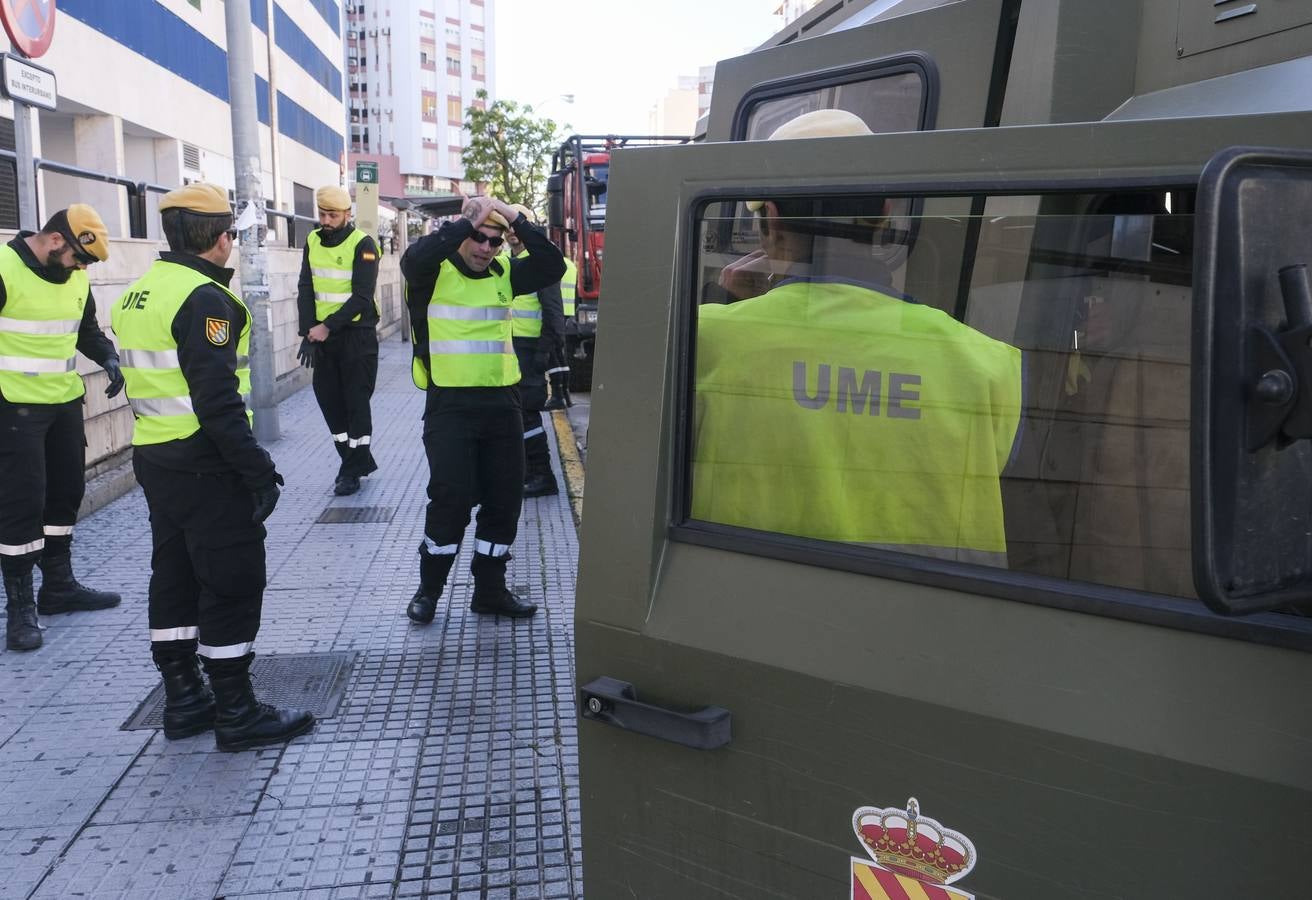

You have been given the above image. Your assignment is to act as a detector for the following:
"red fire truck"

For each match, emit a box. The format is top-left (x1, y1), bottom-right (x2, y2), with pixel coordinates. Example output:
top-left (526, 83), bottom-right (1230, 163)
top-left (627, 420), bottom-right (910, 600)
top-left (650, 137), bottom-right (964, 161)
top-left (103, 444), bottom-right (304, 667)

top-left (546, 134), bottom-right (690, 390)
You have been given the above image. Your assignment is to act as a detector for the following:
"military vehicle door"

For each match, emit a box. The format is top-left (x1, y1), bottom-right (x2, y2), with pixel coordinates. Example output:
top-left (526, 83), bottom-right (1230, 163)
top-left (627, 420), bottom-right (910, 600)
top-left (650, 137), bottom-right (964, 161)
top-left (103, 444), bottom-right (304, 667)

top-left (575, 112), bottom-right (1312, 898)
top-left (702, 0), bottom-right (1013, 143)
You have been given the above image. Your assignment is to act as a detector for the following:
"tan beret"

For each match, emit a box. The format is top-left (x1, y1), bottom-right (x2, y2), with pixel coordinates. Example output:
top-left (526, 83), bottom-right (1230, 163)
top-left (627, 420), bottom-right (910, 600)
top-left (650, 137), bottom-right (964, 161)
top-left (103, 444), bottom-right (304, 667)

top-left (316, 185), bottom-right (352, 212)
top-left (509, 203), bottom-right (536, 224)
top-left (484, 210), bottom-right (511, 232)
top-left (746, 109), bottom-right (873, 212)
top-left (64, 204), bottom-right (109, 262)
top-left (160, 182), bottom-right (231, 216)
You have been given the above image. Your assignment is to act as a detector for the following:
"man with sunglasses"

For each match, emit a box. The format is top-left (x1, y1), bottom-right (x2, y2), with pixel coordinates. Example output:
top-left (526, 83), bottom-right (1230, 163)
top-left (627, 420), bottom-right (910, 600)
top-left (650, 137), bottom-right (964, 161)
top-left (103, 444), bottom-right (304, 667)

top-left (113, 183), bottom-right (313, 751)
top-left (0, 204), bottom-right (124, 652)
top-left (295, 186), bottom-right (380, 496)
top-left (401, 195), bottom-right (565, 623)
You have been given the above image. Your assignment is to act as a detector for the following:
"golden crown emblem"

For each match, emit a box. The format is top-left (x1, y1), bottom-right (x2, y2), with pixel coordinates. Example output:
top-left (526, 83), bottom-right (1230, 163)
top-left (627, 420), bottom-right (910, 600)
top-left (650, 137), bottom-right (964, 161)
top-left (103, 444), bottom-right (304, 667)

top-left (852, 797), bottom-right (976, 886)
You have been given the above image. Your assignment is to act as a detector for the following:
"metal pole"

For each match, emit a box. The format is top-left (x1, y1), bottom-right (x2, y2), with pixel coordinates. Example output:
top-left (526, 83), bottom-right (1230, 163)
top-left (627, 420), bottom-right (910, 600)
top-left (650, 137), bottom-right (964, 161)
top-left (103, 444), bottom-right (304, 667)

top-left (13, 101), bottom-right (39, 231)
top-left (224, 0), bottom-right (279, 442)
top-left (265, 0), bottom-right (283, 235)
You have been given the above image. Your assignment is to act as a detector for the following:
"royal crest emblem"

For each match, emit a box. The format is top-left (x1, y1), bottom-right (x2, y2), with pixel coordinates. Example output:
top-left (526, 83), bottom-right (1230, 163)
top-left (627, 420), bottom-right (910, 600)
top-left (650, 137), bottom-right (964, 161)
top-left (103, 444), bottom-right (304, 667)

top-left (850, 798), bottom-right (977, 900)
top-left (205, 317), bottom-right (231, 346)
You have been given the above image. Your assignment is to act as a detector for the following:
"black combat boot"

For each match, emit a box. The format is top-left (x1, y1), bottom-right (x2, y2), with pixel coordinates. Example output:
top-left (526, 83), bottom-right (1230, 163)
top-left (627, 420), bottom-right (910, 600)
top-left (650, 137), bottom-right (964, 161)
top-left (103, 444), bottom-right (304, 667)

top-left (37, 552), bottom-right (121, 614)
top-left (523, 470), bottom-right (559, 498)
top-left (204, 654), bottom-right (315, 752)
top-left (407, 544), bottom-right (455, 625)
top-left (4, 571), bottom-right (42, 651)
top-left (152, 651), bottom-right (216, 739)
top-left (544, 369), bottom-right (571, 410)
top-left (469, 552), bottom-right (537, 618)
top-left (333, 475), bottom-right (361, 496)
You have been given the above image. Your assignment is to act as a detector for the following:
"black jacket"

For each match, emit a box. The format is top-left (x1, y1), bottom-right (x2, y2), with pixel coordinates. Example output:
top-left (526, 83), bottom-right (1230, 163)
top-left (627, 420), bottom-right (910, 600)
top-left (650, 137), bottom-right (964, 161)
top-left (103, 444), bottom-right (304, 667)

top-left (402, 214), bottom-right (565, 416)
top-left (296, 225), bottom-right (380, 334)
top-left (133, 252), bottom-right (278, 490)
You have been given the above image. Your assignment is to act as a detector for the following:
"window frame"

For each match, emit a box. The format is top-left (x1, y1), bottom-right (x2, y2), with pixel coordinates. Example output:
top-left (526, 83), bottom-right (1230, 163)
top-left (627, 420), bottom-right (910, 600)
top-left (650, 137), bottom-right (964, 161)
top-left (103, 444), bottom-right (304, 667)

top-left (729, 52), bottom-right (939, 142)
top-left (670, 180), bottom-right (1312, 652)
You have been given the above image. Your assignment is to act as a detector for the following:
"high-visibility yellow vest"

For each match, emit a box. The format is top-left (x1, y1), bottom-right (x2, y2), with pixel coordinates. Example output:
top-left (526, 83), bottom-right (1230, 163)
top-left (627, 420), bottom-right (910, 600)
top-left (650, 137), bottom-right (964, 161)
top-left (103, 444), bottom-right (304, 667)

top-left (412, 259), bottom-right (519, 389)
top-left (561, 258), bottom-right (577, 317)
top-left (111, 260), bottom-right (252, 445)
top-left (692, 279), bottom-right (1022, 561)
top-left (308, 227), bottom-right (374, 323)
top-left (510, 250), bottom-right (543, 339)
top-left (0, 244), bottom-right (89, 404)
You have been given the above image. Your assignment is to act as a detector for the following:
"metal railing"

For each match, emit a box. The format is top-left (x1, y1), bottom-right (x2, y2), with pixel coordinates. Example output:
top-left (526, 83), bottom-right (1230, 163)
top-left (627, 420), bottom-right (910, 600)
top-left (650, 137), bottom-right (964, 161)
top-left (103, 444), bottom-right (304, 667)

top-left (0, 149), bottom-right (318, 247)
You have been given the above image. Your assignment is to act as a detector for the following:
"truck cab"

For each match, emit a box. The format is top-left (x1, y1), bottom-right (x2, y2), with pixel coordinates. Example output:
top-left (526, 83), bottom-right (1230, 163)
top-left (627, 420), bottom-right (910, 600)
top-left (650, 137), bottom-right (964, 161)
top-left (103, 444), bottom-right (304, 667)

top-left (574, 0), bottom-right (1312, 896)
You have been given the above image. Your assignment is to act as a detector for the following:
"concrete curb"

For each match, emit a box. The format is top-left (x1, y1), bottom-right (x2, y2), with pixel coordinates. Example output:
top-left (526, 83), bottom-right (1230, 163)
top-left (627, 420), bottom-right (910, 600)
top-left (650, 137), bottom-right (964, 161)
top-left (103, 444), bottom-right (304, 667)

top-left (551, 409), bottom-right (585, 528)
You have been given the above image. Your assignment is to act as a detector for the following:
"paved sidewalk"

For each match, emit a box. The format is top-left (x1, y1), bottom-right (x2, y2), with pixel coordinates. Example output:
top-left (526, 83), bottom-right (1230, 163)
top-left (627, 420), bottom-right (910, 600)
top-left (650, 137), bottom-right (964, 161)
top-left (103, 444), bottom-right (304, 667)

top-left (0, 342), bottom-right (583, 899)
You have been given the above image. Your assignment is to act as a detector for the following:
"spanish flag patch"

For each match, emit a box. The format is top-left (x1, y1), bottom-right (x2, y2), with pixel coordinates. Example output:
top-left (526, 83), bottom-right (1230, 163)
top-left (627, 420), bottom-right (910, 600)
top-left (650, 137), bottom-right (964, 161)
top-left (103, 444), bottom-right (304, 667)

top-left (362, 251), bottom-right (377, 261)
top-left (205, 317), bottom-right (231, 346)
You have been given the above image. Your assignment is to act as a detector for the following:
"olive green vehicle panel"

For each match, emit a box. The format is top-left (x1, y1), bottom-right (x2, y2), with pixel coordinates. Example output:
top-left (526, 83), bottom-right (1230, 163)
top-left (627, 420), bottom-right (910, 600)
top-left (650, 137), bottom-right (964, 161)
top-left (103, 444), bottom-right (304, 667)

top-left (578, 621), bottom-right (1308, 898)
top-left (577, 112), bottom-right (1312, 898)
top-left (702, 0), bottom-right (1005, 141)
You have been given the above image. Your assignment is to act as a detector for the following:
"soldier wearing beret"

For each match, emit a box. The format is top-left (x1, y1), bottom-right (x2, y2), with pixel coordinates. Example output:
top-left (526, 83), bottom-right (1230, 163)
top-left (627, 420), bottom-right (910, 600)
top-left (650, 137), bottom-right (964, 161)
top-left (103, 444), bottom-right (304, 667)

top-left (295, 185), bottom-right (380, 496)
top-left (0, 204), bottom-right (123, 653)
top-left (111, 183), bottom-right (313, 751)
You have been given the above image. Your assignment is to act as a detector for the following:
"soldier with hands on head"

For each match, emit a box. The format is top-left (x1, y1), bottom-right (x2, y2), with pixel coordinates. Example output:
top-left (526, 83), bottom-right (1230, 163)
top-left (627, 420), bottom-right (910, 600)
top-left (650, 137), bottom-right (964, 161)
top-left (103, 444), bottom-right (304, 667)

top-left (296, 185), bottom-right (380, 496)
top-left (401, 194), bottom-right (565, 624)
top-left (505, 203), bottom-right (566, 497)
top-left (0, 204), bottom-right (123, 652)
top-left (112, 183), bottom-right (314, 751)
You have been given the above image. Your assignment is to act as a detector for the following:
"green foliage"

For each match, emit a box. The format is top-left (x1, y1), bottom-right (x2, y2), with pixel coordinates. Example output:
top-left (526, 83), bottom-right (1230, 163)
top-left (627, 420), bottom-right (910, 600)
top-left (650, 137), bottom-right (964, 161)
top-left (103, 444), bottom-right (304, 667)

top-left (461, 89), bottom-right (563, 215)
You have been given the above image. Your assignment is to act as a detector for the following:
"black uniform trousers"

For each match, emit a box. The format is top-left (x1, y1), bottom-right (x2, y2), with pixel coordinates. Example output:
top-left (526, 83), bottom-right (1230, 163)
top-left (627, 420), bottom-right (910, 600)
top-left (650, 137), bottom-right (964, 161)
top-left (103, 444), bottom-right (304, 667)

top-left (0, 397), bottom-right (85, 575)
top-left (512, 338), bottom-right (550, 478)
top-left (134, 455), bottom-right (265, 659)
top-left (313, 327), bottom-right (379, 479)
top-left (422, 404), bottom-right (524, 563)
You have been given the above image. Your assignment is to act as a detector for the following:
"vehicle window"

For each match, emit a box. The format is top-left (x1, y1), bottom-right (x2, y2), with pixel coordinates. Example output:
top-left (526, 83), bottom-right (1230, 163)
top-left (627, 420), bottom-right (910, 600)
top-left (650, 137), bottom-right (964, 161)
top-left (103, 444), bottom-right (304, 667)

top-left (688, 189), bottom-right (1199, 598)
top-left (742, 71), bottom-right (924, 141)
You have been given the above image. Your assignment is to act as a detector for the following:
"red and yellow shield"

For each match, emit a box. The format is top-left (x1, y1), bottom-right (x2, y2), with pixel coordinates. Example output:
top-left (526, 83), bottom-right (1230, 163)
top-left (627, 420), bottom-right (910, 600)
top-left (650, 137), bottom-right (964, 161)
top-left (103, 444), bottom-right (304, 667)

top-left (852, 859), bottom-right (974, 900)
top-left (205, 317), bottom-right (230, 346)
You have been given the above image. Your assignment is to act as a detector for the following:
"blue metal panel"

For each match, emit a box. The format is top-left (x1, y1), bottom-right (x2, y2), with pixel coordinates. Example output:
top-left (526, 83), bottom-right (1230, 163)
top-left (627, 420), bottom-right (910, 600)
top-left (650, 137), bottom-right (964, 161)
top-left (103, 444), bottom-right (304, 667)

top-left (278, 91), bottom-right (345, 164)
top-left (274, 5), bottom-right (343, 98)
top-left (307, 0), bottom-right (341, 36)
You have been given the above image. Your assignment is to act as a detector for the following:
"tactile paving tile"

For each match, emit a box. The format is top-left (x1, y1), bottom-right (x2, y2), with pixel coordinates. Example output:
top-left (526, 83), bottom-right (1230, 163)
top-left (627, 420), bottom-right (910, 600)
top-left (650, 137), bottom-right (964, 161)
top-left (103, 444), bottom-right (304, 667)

top-left (0, 827), bottom-right (77, 897)
top-left (28, 816), bottom-right (246, 900)
top-left (218, 800), bottom-right (408, 896)
top-left (121, 651), bottom-right (356, 731)
top-left (262, 738), bottom-right (422, 809)
top-left (0, 751), bottom-right (146, 829)
top-left (90, 740), bottom-right (280, 825)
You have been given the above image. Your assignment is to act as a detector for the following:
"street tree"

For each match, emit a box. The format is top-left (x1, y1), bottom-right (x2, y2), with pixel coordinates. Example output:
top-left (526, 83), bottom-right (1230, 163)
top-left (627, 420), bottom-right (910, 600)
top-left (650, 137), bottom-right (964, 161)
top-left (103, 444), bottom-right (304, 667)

top-left (462, 89), bottom-right (563, 214)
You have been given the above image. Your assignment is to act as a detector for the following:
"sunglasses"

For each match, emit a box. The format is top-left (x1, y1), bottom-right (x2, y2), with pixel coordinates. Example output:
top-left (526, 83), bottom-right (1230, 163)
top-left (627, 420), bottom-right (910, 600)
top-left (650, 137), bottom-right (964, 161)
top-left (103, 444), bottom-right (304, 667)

top-left (226, 229), bottom-right (238, 240)
top-left (468, 231), bottom-right (505, 248)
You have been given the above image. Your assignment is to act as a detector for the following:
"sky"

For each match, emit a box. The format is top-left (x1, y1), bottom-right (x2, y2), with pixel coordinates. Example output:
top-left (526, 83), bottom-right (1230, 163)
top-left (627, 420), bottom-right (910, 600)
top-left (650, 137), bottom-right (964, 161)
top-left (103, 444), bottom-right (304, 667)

top-left (493, 0), bottom-right (782, 134)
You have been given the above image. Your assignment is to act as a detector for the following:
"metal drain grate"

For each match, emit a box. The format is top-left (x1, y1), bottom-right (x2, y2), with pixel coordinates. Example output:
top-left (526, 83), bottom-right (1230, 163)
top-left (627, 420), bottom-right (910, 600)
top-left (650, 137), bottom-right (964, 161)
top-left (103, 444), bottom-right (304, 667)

top-left (122, 651), bottom-right (356, 731)
top-left (316, 505), bottom-right (395, 524)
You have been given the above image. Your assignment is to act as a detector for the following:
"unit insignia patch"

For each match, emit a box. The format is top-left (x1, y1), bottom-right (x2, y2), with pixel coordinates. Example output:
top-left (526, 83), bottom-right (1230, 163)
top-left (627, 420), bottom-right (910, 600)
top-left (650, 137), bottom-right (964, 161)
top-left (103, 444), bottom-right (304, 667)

top-left (205, 317), bottom-right (231, 346)
top-left (850, 798), bottom-right (977, 900)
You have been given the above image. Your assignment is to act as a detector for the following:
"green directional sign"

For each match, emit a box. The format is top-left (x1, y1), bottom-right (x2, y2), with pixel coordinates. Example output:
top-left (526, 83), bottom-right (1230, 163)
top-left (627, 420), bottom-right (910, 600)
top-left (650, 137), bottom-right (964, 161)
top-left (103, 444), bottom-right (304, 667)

top-left (355, 161), bottom-right (379, 184)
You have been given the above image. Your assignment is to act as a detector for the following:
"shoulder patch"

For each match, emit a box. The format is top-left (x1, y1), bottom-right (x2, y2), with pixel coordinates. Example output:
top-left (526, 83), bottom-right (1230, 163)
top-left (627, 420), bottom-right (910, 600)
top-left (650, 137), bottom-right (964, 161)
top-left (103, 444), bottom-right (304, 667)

top-left (205, 317), bottom-right (231, 346)
top-left (362, 251), bottom-right (377, 262)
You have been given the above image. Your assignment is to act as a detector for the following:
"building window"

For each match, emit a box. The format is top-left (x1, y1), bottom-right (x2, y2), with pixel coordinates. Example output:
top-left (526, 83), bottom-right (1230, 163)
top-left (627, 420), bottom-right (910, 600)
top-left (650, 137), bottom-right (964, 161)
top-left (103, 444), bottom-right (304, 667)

top-left (422, 94), bottom-right (438, 120)
top-left (448, 96), bottom-right (463, 123)
top-left (471, 52), bottom-right (485, 81)
top-left (446, 53), bottom-right (461, 76)
top-left (449, 149), bottom-right (464, 174)
top-left (424, 147), bottom-right (440, 169)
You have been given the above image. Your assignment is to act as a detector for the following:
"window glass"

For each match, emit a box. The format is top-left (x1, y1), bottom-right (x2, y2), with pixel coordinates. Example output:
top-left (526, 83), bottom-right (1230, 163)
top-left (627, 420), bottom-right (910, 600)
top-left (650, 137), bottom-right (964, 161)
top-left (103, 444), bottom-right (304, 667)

top-left (689, 189), bottom-right (1198, 596)
top-left (743, 71), bottom-right (923, 141)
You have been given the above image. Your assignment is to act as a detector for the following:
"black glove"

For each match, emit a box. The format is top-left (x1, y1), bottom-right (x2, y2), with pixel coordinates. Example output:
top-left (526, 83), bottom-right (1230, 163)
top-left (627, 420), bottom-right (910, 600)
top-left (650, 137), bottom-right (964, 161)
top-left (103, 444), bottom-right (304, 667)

top-left (103, 357), bottom-right (125, 398)
top-left (251, 472), bottom-right (285, 524)
top-left (296, 337), bottom-right (319, 370)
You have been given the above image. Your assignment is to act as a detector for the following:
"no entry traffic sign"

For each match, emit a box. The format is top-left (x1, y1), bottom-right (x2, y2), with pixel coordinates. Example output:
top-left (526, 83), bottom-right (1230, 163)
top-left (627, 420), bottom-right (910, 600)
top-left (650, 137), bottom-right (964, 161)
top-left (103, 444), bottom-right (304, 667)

top-left (0, 0), bottom-right (55, 59)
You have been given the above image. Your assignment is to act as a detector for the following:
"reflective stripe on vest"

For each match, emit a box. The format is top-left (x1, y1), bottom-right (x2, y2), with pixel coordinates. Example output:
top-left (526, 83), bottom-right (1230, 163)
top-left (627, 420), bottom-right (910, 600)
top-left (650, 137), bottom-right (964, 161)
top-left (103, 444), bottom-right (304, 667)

top-left (0, 244), bottom-right (89, 404)
top-left (692, 278), bottom-right (1022, 559)
top-left (308, 227), bottom-right (374, 323)
top-left (560, 258), bottom-right (577, 317)
top-left (510, 250), bottom-right (542, 338)
top-left (111, 259), bottom-right (252, 446)
top-left (412, 259), bottom-right (518, 388)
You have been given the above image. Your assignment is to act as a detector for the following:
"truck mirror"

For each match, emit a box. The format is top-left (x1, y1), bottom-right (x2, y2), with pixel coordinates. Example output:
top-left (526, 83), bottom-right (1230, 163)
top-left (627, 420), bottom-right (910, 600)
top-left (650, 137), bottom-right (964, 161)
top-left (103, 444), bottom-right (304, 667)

top-left (1194, 146), bottom-right (1312, 615)
top-left (546, 172), bottom-right (565, 229)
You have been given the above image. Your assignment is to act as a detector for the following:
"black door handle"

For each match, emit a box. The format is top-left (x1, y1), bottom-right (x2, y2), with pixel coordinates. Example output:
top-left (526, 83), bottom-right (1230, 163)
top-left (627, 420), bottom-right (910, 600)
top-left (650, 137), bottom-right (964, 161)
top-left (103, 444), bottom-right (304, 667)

top-left (579, 676), bottom-right (731, 750)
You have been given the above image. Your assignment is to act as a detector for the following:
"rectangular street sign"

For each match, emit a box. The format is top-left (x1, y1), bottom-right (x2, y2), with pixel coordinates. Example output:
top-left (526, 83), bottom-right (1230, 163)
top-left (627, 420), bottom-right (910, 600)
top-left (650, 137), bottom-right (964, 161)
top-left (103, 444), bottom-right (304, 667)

top-left (1, 53), bottom-right (56, 111)
top-left (355, 161), bottom-right (379, 184)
